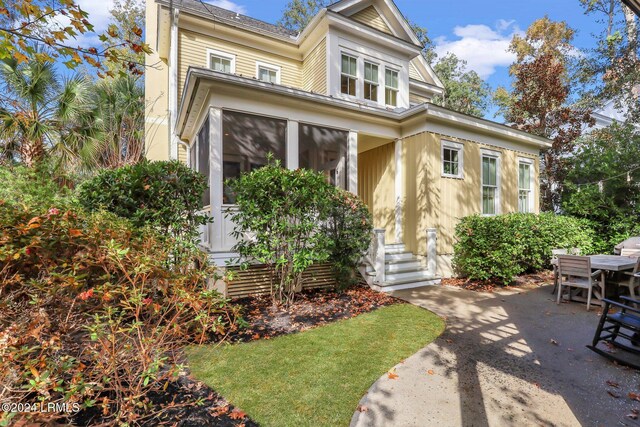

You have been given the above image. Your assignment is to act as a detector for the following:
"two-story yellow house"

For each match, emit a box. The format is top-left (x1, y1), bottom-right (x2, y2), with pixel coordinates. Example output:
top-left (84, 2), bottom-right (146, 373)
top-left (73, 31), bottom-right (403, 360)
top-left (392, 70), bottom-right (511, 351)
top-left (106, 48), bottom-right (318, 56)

top-left (144, 0), bottom-right (551, 292)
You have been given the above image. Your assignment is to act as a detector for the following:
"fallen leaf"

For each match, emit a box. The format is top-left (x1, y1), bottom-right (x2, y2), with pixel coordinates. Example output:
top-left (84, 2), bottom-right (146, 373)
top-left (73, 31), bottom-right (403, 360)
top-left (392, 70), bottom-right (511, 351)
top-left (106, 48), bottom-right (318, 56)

top-left (357, 405), bottom-right (369, 412)
top-left (427, 370), bottom-right (435, 375)
top-left (388, 368), bottom-right (399, 380)
top-left (606, 380), bottom-right (620, 388)
top-left (229, 408), bottom-right (246, 420)
top-left (608, 390), bottom-right (621, 398)
top-left (445, 339), bottom-right (453, 344)
top-left (251, 333), bottom-right (260, 340)
top-left (627, 409), bottom-right (639, 420)
top-left (629, 392), bottom-right (640, 402)
top-left (550, 339), bottom-right (559, 346)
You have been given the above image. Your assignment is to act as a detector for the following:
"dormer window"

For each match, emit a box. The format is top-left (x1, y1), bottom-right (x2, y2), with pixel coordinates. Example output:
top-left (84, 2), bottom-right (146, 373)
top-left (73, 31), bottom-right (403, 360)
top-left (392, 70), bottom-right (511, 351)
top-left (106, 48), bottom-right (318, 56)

top-left (208, 49), bottom-right (235, 73)
top-left (364, 62), bottom-right (379, 101)
top-left (385, 68), bottom-right (399, 106)
top-left (341, 54), bottom-right (357, 96)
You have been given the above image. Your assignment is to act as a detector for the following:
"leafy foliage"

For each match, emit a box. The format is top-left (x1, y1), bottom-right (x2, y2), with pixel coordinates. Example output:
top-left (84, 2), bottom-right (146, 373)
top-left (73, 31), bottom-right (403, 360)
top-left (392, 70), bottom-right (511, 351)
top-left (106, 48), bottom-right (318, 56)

top-left (0, 174), bottom-right (240, 426)
top-left (278, 0), bottom-right (328, 33)
top-left (453, 213), bottom-right (596, 283)
top-left (0, 56), bottom-right (97, 167)
top-left (432, 53), bottom-right (491, 117)
top-left (228, 160), bottom-right (334, 305)
top-left (578, 0), bottom-right (639, 122)
top-left (325, 190), bottom-right (373, 289)
top-left (495, 18), bottom-right (594, 210)
top-left (0, 0), bottom-right (150, 75)
top-left (77, 160), bottom-right (210, 257)
top-left (562, 122), bottom-right (640, 253)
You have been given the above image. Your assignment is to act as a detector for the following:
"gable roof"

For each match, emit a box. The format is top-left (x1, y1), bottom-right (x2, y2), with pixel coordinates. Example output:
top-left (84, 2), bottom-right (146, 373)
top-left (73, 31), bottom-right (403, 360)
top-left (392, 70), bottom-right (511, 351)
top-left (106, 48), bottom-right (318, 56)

top-left (155, 0), bottom-right (297, 38)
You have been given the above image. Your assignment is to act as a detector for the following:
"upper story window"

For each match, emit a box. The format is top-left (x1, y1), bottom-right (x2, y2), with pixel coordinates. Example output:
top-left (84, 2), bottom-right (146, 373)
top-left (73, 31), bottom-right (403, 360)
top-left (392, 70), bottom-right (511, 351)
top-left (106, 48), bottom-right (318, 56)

top-left (341, 54), bottom-right (357, 96)
top-left (481, 150), bottom-right (500, 215)
top-left (518, 158), bottom-right (534, 213)
top-left (442, 140), bottom-right (463, 179)
top-left (385, 68), bottom-right (399, 106)
top-left (208, 49), bottom-right (235, 74)
top-left (364, 61), bottom-right (379, 101)
top-left (256, 61), bottom-right (281, 84)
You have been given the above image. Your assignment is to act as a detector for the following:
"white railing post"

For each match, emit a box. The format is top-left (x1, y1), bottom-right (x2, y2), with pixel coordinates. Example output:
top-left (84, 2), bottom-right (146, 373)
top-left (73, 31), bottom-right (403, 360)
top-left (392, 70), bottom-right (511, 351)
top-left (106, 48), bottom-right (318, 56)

top-left (374, 229), bottom-right (386, 284)
top-left (426, 228), bottom-right (437, 276)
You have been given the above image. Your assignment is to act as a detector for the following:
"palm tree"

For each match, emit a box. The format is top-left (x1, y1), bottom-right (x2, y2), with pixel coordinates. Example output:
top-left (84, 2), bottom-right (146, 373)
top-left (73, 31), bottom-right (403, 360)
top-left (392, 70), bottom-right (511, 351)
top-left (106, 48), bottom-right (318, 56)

top-left (91, 76), bottom-right (145, 169)
top-left (0, 57), bottom-right (98, 168)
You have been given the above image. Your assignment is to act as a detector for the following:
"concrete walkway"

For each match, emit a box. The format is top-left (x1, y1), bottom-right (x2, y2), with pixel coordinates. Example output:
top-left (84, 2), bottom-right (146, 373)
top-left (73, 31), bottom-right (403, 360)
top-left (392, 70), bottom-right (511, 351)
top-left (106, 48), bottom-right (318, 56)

top-left (351, 284), bottom-right (640, 427)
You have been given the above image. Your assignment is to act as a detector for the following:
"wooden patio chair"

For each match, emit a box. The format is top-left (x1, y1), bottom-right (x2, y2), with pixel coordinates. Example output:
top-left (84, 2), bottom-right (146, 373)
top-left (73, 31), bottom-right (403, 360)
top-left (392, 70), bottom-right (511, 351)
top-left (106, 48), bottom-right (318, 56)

top-left (588, 296), bottom-right (640, 370)
top-left (621, 248), bottom-right (640, 257)
top-left (551, 248), bottom-right (582, 295)
top-left (556, 255), bottom-right (601, 311)
top-left (609, 255), bottom-right (640, 301)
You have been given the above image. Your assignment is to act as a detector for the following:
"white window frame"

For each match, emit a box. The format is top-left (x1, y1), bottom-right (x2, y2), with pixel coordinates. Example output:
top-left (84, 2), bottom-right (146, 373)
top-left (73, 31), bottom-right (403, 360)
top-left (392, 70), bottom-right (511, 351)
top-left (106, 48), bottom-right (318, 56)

top-left (441, 140), bottom-right (464, 179)
top-left (480, 149), bottom-right (501, 216)
top-left (384, 66), bottom-right (399, 107)
top-left (207, 48), bottom-right (236, 73)
top-left (363, 60), bottom-right (379, 103)
top-left (340, 53), bottom-right (358, 98)
top-left (255, 61), bottom-right (281, 84)
top-left (518, 157), bottom-right (535, 213)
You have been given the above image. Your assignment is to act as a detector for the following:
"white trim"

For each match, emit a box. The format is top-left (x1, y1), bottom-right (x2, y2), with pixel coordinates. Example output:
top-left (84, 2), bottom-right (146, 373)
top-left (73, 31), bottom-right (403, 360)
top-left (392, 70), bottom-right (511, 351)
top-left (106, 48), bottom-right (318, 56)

top-left (394, 139), bottom-right (404, 243)
top-left (384, 66), bottom-right (399, 107)
top-left (348, 130), bottom-right (358, 194)
top-left (363, 60), bottom-right (380, 103)
top-left (287, 120), bottom-right (299, 169)
top-left (206, 48), bottom-right (236, 73)
top-left (517, 157), bottom-right (535, 214)
top-left (168, 8), bottom-right (180, 161)
top-left (209, 107), bottom-right (223, 251)
top-left (441, 140), bottom-right (464, 179)
top-left (340, 51), bottom-right (359, 98)
top-left (255, 61), bottom-right (281, 84)
top-left (480, 149), bottom-right (501, 216)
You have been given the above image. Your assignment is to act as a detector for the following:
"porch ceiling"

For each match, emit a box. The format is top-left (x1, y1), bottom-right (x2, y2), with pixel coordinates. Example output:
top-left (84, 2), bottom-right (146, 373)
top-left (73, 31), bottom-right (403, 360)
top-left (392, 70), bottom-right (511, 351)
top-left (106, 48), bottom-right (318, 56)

top-left (358, 134), bottom-right (394, 154)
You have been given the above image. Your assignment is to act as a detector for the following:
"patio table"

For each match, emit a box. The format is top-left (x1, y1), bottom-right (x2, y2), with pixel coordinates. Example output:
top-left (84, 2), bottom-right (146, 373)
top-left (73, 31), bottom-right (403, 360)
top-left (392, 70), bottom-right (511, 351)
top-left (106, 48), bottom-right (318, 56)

top-left (553, 255), bottom-right (637, 303)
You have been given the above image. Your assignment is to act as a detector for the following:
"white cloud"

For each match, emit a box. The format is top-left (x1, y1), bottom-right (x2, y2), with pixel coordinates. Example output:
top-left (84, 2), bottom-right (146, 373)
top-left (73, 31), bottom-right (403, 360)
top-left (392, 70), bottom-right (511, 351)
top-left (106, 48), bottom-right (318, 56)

top-left (75, 0), bottom-right (114, 47)
top-left (434, 20), bottom-right (523, 79)
top-left (203, 0), bottom-right (247, 14)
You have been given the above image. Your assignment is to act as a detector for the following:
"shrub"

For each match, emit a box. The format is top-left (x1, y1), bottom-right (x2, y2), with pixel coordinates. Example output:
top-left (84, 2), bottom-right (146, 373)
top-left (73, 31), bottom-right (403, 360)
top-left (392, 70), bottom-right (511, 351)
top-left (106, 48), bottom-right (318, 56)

top-left (228, 160), bottom-right (334, 306)
top-left (453, 213), bottom-right (595, 283)
top-left (0, 163), bottom-right (76, 209)
top-left (0, 199), bottom-right (240, 425)
top-left (77, 160), bottom-right (209, 249)
top-left (325, 189), bottom-right (373, 289)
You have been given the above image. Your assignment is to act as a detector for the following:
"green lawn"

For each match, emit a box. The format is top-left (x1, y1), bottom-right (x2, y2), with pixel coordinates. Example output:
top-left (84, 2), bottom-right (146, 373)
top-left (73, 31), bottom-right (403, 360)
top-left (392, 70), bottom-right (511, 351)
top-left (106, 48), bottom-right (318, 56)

top-left (187, 303), bottom-right (444, 427)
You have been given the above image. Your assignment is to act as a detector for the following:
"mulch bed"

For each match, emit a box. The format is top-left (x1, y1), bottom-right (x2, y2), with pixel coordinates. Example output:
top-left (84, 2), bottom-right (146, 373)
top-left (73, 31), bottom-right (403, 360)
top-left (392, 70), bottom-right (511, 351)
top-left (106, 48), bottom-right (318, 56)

top-left (228, 283), bottom-right (401, 343)
top-left (442, 270), bottom-right (554, 292)
top-left (72, 284), bottom-right (399, 426)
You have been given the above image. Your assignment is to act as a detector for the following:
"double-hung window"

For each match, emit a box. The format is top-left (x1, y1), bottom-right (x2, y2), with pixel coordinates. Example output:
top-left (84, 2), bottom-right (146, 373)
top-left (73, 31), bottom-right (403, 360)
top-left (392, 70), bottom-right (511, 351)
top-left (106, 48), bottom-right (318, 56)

top-left (257, 62), bottom-right (280, 84)
top-left (341, 54), bottom-right (357, 96)
top-left (208, 49), bottom-right (235, 73)
top-left (364, 61), bottom-right (378, 101)
top-left (385, 68), bottom-right (399, 106)
top-left (442, 140), bottom-right (463, 178)
top-left (518, 159), bottom-right (534, 213)
top-left (481, 151), bottom-right (500, 215)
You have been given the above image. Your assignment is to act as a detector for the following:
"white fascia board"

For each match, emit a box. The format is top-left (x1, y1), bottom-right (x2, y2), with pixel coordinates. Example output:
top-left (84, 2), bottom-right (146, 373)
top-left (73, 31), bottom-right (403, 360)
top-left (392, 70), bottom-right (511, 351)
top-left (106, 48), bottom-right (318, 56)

top-left (410, 78), bottom-right (444, 97)
top-left (177, 68), bottom-right (552, 151)
top-left (413, 54), bottom-right (444, 90)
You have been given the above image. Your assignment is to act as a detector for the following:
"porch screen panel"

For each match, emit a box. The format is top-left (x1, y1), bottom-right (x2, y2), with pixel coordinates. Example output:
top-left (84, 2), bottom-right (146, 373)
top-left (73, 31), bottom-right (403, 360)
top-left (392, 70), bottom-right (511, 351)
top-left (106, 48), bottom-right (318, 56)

top-left (197, 117), bottom-right (210, 207)
top-left (298, 124), bottom-right (348, 188)
top-left (222, 111), bottom-right (286, 204)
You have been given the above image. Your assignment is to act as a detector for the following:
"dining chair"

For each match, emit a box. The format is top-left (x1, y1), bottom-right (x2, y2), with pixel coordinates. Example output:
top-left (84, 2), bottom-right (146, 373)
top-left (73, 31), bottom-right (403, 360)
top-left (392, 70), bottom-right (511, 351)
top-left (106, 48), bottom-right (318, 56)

top-left (557, 255), bottom-right (602, 311)
top-left (610, 256), bottom-right (640, 301)
top-left (621, 248), bottom-right (640, 257)
top-left (551, 248), bottom-right (581, 295)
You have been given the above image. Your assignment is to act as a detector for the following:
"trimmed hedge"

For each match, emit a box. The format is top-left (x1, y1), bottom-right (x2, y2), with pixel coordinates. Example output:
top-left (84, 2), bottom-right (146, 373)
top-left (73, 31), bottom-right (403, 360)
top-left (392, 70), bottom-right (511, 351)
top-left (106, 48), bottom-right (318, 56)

top-left (453, 213), bottom-right (596, 283)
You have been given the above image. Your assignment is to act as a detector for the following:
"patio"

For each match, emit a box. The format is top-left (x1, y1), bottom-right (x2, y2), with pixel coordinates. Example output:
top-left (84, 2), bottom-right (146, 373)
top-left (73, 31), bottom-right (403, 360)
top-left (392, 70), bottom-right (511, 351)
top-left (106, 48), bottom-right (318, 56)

top-left (351, 282), bottom-right (640, 427)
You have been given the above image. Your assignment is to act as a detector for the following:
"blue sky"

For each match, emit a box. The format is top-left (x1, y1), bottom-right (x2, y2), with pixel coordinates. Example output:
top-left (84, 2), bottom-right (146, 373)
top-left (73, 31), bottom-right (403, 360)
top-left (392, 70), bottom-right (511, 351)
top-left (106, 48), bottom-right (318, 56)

top-left (77, 0), bottom-right (604, 117)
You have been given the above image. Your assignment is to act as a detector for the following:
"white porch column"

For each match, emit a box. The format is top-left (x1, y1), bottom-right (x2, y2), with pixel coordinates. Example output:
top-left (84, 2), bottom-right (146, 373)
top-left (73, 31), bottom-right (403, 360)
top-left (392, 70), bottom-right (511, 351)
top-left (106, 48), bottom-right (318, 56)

top-left (374, 228), bottom-right (386, 284)
top-left (168, 7), bottom-right (180, 160)
top-left (348, 130), bottom-right (358, 194)
top-left (426, 228), bottom-right (437, 275)
top-left (209, 107), bottom-right (223, 251)
top-left (286, 120), bottom-right (299, 170)
top-left (394, 139), bottom-right (404, 243)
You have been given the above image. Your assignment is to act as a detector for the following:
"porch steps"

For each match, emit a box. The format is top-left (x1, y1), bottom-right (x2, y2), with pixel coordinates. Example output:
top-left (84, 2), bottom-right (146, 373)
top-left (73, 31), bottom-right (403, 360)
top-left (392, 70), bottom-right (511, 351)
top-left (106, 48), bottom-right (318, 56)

top-left (367, 243), bottom-right (440, 292)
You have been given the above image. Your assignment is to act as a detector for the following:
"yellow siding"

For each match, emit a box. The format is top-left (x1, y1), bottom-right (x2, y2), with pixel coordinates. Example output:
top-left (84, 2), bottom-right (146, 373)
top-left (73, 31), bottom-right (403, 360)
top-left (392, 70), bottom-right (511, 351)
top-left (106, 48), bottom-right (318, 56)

top-left (302, 38), bottom-right (327, 94)
top-left (400, 132), bottom-right (539, 257)
top-left (351, 6), bottom-right (393, 35)
top-left (358, 143), bottom-right (396, 242)
top-left (409, 61), bottom-right (425, 82)
top-left (178, 29), bottom-right (303, 100)
top-left (409, 93), bottom-right (429, 105)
